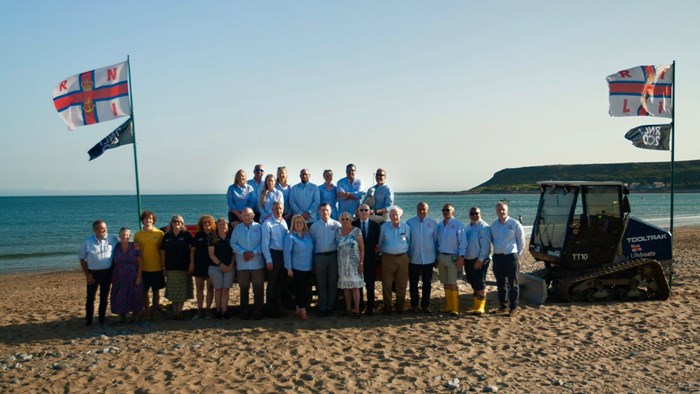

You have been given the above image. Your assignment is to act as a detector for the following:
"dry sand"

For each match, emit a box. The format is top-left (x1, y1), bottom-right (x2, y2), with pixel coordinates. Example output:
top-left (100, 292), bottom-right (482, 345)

top-left (1, 228), bottom-right (699, 393)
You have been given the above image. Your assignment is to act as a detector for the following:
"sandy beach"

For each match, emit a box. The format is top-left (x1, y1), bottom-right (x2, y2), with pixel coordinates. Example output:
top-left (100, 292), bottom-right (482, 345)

top-left (1, 228), bottom-right (699, 393)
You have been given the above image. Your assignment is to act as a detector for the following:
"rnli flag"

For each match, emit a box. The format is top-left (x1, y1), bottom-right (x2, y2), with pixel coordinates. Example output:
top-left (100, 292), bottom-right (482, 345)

top-left (52, 61), bottom-right (131, 130)
top-left (624, 123), bottom-right (671, 151)
top-left (88, 117), bottom-right (134, 161)
top-left (607, 65), bottom-right (673, 118)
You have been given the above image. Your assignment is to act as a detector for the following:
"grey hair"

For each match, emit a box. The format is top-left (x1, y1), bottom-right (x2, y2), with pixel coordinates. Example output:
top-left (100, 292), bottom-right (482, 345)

top-left (389, 206), bottom-right (403, 217)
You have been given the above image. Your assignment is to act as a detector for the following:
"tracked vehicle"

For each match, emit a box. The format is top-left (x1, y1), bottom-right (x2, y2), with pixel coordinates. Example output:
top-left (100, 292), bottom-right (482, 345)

top-left (528, 181), bottom-right (671, 302)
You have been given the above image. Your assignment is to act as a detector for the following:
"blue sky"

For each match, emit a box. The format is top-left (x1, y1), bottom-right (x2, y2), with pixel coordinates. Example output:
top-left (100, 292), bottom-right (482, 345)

top-left (1, 1), bottom-right (698, 195)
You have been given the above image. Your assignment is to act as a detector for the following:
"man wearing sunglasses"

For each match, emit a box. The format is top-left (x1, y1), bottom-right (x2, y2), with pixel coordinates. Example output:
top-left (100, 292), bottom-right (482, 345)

top-left (366, 168), bottom-right (393, 223)
top-left (352, 203), bottom-right (380, 315)
top-left (437, 204), bottom-right (466, 316)
top-left (248, 164), bottom-right (266, 222)
top-left (464, 207), bottom-right (491, 316)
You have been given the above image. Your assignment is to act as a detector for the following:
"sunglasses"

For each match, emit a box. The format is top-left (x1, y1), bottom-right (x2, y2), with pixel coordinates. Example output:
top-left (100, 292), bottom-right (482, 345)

top-left (359, 209), bottom-right (369, 212)
top-left (470, 212), bottom-right (480, 216)
top-left (442, 209), bottom-right (452, 213)
top-left (376, 174), bottom-right (386, 177)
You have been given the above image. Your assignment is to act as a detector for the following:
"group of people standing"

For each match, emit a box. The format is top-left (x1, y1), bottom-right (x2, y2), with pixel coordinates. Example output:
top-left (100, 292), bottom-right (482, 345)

top-left (79, 163), bottom-right (525, 327)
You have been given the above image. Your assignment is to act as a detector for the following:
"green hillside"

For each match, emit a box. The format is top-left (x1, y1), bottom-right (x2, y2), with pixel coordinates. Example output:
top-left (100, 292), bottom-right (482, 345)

top-left (468, 160), bottom-right (700, 193)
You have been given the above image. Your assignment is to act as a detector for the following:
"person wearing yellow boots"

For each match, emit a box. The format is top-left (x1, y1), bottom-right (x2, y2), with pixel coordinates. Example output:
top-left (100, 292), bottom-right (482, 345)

top-left (464, 207), bottom-right (491, 316)
top-left (437, 204), bottom-right (466, 316)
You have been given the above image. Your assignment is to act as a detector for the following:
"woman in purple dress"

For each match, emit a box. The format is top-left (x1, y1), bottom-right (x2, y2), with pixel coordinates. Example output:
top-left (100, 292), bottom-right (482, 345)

top-left (110, 227), bottom-right (144, 323)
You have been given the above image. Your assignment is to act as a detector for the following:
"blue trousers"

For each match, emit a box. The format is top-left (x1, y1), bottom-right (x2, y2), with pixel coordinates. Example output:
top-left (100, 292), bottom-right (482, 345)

top-left (492, 253), bottom-right (519, 310)
top-left (409, 263), bottom-right (433, 308)
top-left (314, 252), bottom-right (338, 312)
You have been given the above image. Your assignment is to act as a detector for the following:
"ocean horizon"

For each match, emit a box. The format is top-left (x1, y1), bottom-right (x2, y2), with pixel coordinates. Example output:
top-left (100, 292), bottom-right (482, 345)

top-left (1, 193), bottom-right (698, 274)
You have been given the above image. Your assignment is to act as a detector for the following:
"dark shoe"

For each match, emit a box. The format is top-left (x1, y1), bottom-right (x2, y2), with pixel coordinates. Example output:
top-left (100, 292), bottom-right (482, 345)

top-left (411, 306), bottom-right (420, 314)
top-left (351, 311), bottom-right (360, 319)
top-left (240, 312), bottom-right (251, 320)
top-left (494, 307), bottom-right (509, 315)
top-left (421, 306), bottom-right (432, 314)
top-left (365, 308), bottom-right (374, 316)
top-left (253, 312), bottom-right (263, 320)
top-left (383, 309), bottom-right (392, 315)
top-left (214, 311), bottom-right (222, 320)
top-left (222, 311), bottom-right (232, 320)
top-left (509, 308), bottom-right (520, 317)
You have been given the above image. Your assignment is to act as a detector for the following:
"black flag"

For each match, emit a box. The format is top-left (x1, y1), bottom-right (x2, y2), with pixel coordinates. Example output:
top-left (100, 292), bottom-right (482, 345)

top-left (624, 123), bottom-right (671, 151)
top-left (88, 117), bottom-right (134, 160)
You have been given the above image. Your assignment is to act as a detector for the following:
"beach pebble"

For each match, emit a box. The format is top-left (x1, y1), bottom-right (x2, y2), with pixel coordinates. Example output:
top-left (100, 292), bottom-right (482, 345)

top-left (100, 334), bottom-right (109, 340)
top-left (51, 362), bottom-right (70, 370)
top-left (5, 355), bottom-right (17, 364)
top-left (444, 378), bottom-right (460, 390)
top-left (301, 373), bottom-right (314, 381)
top-left (17, 353), bottom-right (32, 362)
top-left (483, 385), bottom-right (499, 392)
top-left (173, 344), bottom-right (184, 351)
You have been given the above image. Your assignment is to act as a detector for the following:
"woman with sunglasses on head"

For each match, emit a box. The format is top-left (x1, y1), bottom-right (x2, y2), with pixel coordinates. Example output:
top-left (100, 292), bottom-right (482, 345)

top-left (336, 211), bottom-right (365, 318)
top-left (160, 215), bottom-right (194, 320)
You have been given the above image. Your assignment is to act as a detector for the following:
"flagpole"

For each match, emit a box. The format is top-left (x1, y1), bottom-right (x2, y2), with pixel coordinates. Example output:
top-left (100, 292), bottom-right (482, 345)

top-left (669, 60), bottom-right (676, 288)
top-left (127, 56), bottom-right (143, 229)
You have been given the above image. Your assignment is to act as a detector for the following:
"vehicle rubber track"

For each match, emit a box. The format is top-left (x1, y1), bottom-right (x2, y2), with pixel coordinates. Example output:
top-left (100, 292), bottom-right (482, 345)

top-left (559, 258), bottom-right (670, 302)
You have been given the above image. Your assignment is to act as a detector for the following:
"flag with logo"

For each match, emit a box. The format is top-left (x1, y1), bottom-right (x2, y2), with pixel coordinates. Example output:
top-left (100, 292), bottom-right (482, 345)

top-left (607, 65), bottom-right (673, 118)
top-left (624, 123), bottom-right (671, 151)
top-left (87, 117), bottom-right (134, 160)
top-left (52, 61), bottom-right (131, 130)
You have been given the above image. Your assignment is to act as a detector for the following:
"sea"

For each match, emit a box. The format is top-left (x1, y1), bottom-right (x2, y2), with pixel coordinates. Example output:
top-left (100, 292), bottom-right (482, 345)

top-left (1, 193), bottom-right (698, 274)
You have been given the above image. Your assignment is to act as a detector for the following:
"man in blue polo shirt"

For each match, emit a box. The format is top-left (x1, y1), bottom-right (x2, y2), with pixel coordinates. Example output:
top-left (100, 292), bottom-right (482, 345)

top-left (79, 220), bottom-right (118, 327)
top-left (490, 201), bottom-right (525, 316)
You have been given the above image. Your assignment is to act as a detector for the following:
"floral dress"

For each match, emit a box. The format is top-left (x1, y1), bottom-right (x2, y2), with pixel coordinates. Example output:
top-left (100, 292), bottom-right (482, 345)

top-left (336, 227), bottom-right (364, 289)
top-left (110, 242), bottom-right (144, 314)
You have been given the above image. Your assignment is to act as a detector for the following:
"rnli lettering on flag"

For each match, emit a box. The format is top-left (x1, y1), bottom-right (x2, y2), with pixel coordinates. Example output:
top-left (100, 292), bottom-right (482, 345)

top-left (52, 61), bottom-right (131, 130)
top-left (624, 123), bottom-right (671, 151)
top-left (606, 65), bottom-right (673, 118)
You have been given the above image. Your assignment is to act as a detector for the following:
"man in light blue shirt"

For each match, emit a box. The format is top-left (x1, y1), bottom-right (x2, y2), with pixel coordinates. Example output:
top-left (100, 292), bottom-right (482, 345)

top-left (437, 204), bottom-right (467, 315)
top-left (464, 207), bottom-right (491, 315)
top-left (231, 208), bottom-right (264, 319)
top-left (406, 202), bottom-right (438, 313)
top-left (490, 201), bottom-right (525, 316)
top-left (290, 168), bottom-right (320, 225)
top-left (262, 202), bottom-right (289, 317)
top-left (366, 168), bottom-right (394, 222)
top-left (309, 203), bottom-right (341, 316)
top-left (79, 220), bottom-right (118, 327)
top-left (379, 206), bottom-right (410, 314)
top-left (247, 164), bottom-right (265, 222)
top-left (337, 163), bottom-right (364, 217)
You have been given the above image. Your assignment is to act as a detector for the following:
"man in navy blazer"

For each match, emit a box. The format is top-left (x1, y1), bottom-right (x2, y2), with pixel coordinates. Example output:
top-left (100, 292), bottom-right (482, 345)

top-left (352, 203), bottom-right (381, 316)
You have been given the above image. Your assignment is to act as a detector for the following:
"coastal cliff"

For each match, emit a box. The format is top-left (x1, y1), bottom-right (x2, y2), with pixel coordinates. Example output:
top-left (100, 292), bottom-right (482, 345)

top-left (467, 159), bottom-right (700, 193)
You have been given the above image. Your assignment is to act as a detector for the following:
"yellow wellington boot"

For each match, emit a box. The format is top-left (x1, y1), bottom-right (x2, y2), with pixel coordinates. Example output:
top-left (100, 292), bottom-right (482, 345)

top-left (472, 297), bottom-right (486, 316)
top-left (450, 290), bottom-right (460, 316)
top-left (440, 289), bottom-right (452, 313)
